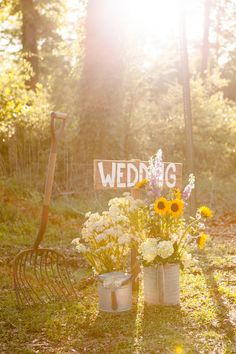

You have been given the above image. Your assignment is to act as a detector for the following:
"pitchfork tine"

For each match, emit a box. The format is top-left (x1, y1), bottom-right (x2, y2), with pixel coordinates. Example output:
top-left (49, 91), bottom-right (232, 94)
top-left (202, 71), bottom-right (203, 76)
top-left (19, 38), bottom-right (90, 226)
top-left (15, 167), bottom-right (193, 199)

top-left (55, 255), bottom-right (73, 298)
top-left (39, 251), bottom-right (55, 301)
top-left (19, 253), bottom-right (35, 305)
top-left (23, 252), bottom-right (43, 305)
top-left (53, 253), bottom-right (69, 300)
top-left (46, 251), bottom-right (65, 301)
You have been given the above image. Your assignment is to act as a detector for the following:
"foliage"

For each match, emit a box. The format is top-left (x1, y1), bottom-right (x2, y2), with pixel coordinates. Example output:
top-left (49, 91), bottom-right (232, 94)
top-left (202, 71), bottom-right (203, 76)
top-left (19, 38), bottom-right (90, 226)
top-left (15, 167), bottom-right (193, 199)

top-left (0, 0), bottom-right (236, 211)
top-left (125, 69), bottom-right (236, 210)
top-left (0, 58), bottom-right (50, 140)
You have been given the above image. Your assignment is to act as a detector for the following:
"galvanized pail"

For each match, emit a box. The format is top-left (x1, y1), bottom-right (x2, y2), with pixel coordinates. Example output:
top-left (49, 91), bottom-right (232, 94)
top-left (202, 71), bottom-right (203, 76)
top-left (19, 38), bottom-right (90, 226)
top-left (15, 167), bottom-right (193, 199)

top-left (98, 271), bottom-right (132, 312)
top-left (143, 263), bottom-right (180, 305)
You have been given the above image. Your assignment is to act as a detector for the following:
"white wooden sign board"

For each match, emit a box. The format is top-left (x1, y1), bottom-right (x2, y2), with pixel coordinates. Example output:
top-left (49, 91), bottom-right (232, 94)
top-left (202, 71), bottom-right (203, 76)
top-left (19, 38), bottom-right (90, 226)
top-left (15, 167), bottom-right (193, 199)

top-left (94, 160), bottom-right (182, 190)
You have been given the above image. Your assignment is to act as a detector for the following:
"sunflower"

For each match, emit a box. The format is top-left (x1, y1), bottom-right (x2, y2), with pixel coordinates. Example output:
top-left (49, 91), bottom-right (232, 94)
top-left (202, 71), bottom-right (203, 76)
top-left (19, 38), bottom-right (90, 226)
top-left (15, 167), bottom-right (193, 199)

top-left (154, 197), bottom-right (169, 216)
top-left (169, 199), bottom-right (184, 218)
top-left (135, 178), bottom-right (148, 190)
top-left (198, 206), bottom-right (213, 218)
top-left (198, 233), bottom-right (208, 250)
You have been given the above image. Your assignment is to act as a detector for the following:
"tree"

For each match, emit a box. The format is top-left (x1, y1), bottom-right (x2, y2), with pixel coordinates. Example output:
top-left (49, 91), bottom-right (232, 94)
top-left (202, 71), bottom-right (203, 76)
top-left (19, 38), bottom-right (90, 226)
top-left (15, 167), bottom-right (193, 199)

top-left (21, 0), bottom-right (38, 90)
top-left (201, 0), bottom-right (211, 77)
top-left (77, 0), bottom-right (126, 176)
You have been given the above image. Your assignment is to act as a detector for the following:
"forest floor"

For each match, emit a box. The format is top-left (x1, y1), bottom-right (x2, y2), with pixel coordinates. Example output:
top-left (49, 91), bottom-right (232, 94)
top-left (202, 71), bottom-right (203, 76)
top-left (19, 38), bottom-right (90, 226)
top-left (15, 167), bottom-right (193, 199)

top-left (0, 180), bottom-right (236, 354)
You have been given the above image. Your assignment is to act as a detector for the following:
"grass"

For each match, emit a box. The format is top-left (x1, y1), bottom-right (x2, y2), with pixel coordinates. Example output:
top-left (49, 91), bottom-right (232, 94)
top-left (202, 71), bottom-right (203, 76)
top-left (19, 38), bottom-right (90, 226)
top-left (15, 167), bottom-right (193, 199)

top-left (0, 181), bottom-right (236, 353)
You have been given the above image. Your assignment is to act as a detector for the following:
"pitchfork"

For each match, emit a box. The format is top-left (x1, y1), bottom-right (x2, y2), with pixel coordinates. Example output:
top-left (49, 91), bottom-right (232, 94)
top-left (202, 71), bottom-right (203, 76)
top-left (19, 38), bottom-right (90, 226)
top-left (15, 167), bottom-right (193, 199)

top-left (12, 112), bottom-right (77, 306)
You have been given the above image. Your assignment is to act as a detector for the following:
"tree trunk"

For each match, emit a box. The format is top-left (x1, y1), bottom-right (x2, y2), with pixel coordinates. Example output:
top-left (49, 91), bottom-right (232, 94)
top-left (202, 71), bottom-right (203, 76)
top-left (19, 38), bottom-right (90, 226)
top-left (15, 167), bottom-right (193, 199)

top-left (77, 0), bottom-right (126, 189)
top-left (21, 0), bottom-right (38, 90)
top-left (180, 1), bottom-right (196, 213)
top-left (201, 0), bottom-right (211, 78)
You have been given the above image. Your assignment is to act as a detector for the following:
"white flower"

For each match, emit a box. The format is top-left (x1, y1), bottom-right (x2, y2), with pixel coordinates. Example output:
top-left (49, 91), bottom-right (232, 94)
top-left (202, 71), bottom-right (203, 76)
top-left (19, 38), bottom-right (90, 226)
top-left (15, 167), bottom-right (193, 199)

top-left (156, 240), bottom-right (174, 259)
top-left (75, 243), bottom-right (87, 253)
top-left (156, 149), bottom-right (163, 160)
top-left (185, 233), bottom-right (192, 242)
top-left (74, 194), bottom-right (145, 274)
top-left (109, 205), bottom-right (120, 216)
top-left (182, 173), bottom-right (195, 200)
top-left (85, 211), bottom-right (91, 218)
top-left (170, 233), bottom-right (179, 243)
top-left (123, 248), bottom-right (130, 255)
top-left (72, 237), bottom-right (87, 253)
top-left (102, 227), bottom-right (114, 236)
top-left (148, 149), bottom-right (164, 188)
top-left (71, 238), bottom-right (80, 245)
top-left (129, 199), bottom-right (145, 212)
top-left (95, 233), bottom-right (107, 242)
top-left (189, 173), bottom-right (195, 185)
top-left (86, 212), bottom-right (100, 223)
top-left (196, 211), bottom-right (201, 220)
top-left (111, 215), bottom-right (128, 223)
top-left (81, 227), bottom-right (90, 240)
top-left (118, 234), bottom-right (131, 245)
top-left (108, 197), bottom-right (126, 208)
top-left (198, 223), bottom-right (205, 230)
top-left (181, 250), bottom-right (192, 268)
top-left (139, 238), bottom-right (159, 263)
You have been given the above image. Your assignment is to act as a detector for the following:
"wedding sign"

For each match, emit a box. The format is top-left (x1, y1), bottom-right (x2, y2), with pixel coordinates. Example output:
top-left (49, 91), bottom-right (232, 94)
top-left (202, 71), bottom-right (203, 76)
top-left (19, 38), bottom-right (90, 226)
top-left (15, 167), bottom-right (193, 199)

top-left (94, 160), bottom-right (182, 190)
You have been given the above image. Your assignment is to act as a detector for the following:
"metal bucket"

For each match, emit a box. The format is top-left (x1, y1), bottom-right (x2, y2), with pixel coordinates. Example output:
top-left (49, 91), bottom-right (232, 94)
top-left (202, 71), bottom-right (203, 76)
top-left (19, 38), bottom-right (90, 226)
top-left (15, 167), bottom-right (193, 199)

top-left (98, 272), bottom-right (132, 312)
top-left (143, 264), bottom-right (180, 305)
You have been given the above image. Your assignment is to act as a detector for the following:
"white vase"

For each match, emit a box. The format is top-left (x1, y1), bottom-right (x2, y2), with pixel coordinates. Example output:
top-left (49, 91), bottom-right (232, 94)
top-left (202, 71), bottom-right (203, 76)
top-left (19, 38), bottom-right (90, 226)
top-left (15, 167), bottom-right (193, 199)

top-left (98, 271), bottom-right (132, 312)
top-left (143, 263), bottom-right (180, 305)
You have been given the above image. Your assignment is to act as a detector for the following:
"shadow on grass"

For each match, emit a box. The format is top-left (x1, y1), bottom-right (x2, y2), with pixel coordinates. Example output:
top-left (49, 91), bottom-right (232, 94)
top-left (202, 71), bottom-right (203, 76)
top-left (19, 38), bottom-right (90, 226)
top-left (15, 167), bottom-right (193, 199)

top-left (83, 301), bottom-right (138, 353)
top-left (138, 304), bottom-right (199, 353)
top-left (200, 250), bottom-right (236, 348)
top-left (87, 291), bottom-right (199, 353)
top-left (3, 258), bottom-right (235, 354)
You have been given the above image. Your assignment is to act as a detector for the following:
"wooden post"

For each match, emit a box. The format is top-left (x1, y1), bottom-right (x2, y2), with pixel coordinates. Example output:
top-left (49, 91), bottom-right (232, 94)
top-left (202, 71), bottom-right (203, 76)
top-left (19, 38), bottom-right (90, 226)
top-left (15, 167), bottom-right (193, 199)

top-left (131, 188), bottom-right (142, 292)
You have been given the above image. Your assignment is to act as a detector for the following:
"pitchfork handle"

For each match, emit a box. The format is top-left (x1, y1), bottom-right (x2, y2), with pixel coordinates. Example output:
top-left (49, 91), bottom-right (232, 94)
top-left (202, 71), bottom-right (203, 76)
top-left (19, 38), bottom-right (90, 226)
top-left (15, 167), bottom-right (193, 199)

top-left (33, 112), bottom-right (67, 249)
top-left (51, 111), bottom-right (67, 145)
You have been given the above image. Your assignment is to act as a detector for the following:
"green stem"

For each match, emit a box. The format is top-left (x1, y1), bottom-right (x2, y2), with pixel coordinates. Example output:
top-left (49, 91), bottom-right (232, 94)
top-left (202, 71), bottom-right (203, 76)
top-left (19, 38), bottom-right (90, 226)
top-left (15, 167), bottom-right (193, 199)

top-left (178, 218), bottom-right (199, 254)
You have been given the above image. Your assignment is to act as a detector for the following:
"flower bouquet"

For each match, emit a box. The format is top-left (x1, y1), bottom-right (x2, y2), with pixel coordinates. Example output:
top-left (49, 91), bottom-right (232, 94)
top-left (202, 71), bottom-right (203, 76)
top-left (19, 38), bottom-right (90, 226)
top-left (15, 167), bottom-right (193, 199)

top-left (72, 195), bottom-right (145, 312)
top-left (136, 149), bottom-right (213, 305)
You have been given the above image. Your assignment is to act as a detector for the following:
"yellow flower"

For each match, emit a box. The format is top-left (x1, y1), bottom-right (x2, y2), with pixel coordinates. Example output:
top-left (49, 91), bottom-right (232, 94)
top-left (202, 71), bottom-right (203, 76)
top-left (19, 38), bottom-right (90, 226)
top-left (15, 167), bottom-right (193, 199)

top-left (174, 188), bottom-right (181, 199)
top-left (198, 233), bottom-right (208, 249)
top-left (135, 178), bottom-right (148, 190)
top-left (154, 197), bottom-right (169, 216)
top-left (198, 206), bottom-right (213, 218)
top-left (175, 346), bottom-right (184, 354)
top-left (169, 199), bottom-right (184, 218)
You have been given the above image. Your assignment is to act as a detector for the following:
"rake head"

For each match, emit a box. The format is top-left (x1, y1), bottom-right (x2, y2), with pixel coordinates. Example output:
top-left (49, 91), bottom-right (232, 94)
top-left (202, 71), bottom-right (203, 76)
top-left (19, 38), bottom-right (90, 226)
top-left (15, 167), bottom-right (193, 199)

top-left (13, 248), bottom-right (78, 307)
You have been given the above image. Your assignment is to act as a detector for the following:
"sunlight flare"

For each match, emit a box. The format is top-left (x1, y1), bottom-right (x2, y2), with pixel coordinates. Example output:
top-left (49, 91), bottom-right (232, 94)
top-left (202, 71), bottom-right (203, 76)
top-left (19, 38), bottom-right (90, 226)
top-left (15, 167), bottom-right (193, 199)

top-left (133, 274), bottom-right (145, 354)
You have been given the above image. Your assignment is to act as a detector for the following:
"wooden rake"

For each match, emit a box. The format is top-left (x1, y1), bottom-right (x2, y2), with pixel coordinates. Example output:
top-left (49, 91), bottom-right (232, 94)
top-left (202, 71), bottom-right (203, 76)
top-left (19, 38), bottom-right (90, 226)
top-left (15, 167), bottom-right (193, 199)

top-left (12, 112), bottom-right (77, 306)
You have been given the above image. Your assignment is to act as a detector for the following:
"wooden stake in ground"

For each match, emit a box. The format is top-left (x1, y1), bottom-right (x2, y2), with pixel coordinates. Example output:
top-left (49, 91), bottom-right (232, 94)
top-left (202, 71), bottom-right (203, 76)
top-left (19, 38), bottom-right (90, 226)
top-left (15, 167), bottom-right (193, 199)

top-left (130, 187), bottom-right (143, 291)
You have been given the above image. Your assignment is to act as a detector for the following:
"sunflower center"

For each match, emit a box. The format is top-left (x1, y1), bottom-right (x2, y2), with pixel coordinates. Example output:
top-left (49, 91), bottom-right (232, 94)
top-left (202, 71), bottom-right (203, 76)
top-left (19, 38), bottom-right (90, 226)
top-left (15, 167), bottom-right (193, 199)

top-left (158, 202), bottom-right (165, 210)
top-left (171, 203), bottom-right (179, 212)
